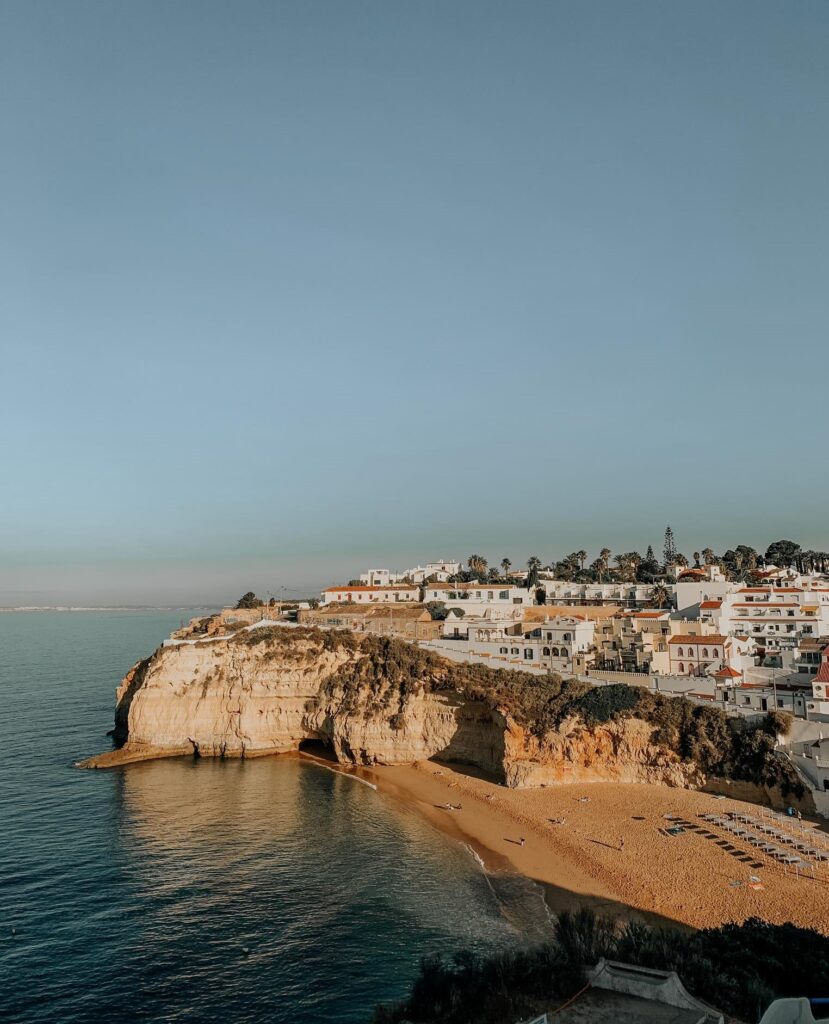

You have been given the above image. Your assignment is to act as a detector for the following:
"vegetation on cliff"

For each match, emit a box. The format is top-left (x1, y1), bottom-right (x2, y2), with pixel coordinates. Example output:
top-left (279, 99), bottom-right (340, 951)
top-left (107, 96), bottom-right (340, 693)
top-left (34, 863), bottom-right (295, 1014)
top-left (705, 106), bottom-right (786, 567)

top-left (232, 627), bottom-right (801, 795)
top-left (372, 910), bottom-right (829, 1024)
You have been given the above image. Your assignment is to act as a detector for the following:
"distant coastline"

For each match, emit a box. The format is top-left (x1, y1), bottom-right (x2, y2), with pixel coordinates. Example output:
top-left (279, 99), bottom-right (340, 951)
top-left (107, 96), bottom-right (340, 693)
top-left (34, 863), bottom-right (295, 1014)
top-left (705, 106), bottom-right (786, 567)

top-left (0, 605), bottom-right (221, 613)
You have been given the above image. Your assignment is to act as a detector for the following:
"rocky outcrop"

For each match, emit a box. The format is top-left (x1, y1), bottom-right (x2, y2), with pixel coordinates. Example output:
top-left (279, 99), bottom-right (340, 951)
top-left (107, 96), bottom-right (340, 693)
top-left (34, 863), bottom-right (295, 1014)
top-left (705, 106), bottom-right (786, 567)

top-left (80, 625), bottom-right (702, 790)
top-left (502, 715), bottom-right (702, 788)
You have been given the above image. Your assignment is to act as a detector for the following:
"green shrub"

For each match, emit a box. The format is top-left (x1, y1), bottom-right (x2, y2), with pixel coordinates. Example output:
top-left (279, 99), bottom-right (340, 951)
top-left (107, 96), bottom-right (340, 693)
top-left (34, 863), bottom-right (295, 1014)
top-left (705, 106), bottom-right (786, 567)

top-left (373, 911), bottom-right (829, 1024)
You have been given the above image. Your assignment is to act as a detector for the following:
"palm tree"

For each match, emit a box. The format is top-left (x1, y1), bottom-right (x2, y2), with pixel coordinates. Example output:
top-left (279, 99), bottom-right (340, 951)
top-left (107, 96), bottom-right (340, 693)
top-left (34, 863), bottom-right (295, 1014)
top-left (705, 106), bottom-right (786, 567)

top-left (576, 550), bottom-right (587, 572)
top-left (693, 551), bottom-right (701, 568)
top-left (501, 558), bottom-right (512, 579)
top-left (702, 547), bottom-right (715, 566)
top-left (467, 554), bottom-right (488, 578)
top-left (649, 583), bottom-right (671, 609)
top-left (598, 548), bottom-right (611, 582)
top-left (526, 555), bottom-right (541, 590)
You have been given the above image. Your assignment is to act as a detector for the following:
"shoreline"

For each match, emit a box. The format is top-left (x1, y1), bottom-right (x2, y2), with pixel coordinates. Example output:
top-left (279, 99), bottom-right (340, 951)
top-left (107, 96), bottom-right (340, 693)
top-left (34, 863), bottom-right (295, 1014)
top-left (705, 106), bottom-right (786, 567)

top-left (78, 745), bottom-right (829, 934)
top-left (357, 760), bottom-right (829, 935)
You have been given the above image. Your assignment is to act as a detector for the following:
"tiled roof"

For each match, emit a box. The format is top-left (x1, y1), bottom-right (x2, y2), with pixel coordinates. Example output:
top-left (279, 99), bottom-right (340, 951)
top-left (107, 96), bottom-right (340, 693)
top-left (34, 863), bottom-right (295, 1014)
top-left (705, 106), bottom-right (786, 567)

top-left (714, 666), bottom-right (742, 678)
top-left (668, 634), bottom-right (727, 645)
top-left (700, 600), bottom-right (722, 609)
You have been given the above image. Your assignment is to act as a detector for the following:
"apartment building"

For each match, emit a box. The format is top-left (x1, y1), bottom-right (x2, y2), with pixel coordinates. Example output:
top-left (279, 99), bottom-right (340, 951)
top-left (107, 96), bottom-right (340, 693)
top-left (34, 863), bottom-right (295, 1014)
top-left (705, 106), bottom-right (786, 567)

top-left (717, 586), bottom-right (829, 651)
top-left (540, 580), bottom-right (658, 608)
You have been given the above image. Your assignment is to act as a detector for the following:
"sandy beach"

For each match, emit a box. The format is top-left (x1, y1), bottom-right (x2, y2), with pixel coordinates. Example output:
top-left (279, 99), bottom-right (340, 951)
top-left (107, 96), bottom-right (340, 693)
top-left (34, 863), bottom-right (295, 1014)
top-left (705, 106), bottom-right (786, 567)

top-left (358, 759), bottom-right (829, 935)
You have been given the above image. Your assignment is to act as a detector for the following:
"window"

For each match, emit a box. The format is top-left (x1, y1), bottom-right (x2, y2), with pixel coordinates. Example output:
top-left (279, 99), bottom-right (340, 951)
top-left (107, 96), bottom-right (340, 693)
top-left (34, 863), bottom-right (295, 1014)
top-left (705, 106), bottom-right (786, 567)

top-left (702, 648), bottom-right (709, 658)
top-left (678, 662), bottom-right (684, 673)
top-left (543, 647), bottom-right (551, 656)
top-left (510, 647), bottom-right (519, 655)
top-left (499, 647), bottom-right (508, 655)
top-left (499, 591), bottom-right (508, 600)
top-left (711, 648), bottom-right (718, 657)
top-left (677, 647), bottom-right (684, 657)
top-left (523, 648), bottom-right (534, 660)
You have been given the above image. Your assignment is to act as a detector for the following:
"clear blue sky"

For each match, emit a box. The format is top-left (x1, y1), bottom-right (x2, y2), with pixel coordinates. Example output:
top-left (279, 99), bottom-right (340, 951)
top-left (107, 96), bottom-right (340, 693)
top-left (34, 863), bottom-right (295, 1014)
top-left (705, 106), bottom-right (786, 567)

top-left (2, 0), bottom-right (828, 605)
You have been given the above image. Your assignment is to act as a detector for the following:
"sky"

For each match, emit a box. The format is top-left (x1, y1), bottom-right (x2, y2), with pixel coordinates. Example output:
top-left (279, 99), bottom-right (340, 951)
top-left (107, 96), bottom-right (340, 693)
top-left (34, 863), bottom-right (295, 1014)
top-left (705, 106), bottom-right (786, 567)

top-left (1, 0), bottom-right (828, 606)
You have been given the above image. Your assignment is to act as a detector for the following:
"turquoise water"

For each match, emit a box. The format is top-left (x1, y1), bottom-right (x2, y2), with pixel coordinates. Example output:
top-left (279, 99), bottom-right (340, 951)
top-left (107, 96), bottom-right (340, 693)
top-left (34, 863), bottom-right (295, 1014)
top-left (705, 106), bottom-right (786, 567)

top-left (0, 611), bottom-right (545, 1023)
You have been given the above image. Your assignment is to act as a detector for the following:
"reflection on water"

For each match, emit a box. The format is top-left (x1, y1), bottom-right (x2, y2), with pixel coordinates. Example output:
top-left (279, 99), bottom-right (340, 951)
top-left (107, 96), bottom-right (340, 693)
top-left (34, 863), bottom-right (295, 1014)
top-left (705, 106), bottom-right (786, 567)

top-left (0, 612), bottom-right (548, 1024)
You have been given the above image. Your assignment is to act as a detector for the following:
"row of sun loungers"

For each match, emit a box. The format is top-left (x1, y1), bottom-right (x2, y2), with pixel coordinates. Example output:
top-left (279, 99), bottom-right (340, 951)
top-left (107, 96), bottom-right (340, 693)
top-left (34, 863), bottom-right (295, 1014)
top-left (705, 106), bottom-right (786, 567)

top-left (699, 813), bottom-right (829, 867)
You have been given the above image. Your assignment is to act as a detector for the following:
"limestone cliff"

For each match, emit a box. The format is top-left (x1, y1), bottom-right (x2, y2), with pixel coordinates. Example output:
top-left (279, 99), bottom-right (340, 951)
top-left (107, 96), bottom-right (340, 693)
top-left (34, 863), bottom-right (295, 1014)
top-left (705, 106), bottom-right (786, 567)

top-left (81, 625), bottom-right (703, 789)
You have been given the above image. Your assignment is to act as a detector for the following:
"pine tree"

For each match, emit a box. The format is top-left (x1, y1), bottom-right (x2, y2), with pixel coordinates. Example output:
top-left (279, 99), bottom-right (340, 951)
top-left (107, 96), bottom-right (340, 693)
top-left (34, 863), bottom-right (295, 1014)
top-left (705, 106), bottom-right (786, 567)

top-left (663, 525), bottom-right (677, 568)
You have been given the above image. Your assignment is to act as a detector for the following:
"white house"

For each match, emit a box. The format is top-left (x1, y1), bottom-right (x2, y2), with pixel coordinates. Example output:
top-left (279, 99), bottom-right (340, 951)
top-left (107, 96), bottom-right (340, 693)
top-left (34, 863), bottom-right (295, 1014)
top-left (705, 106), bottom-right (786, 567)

top-left (540, 580), bottom-right (661, 608)
top-left (717, 586), bottom-right (829, 651)
top-left (359, 561), bottom-right (460, 585)
top-left (423, 582), bottom-right (535, 615)
top-left (321, 584), bottom-right (420, 606)
top-left (436, 612), bottom-right (594, 674)
top-left (667, 634), bottom-right (753, 676)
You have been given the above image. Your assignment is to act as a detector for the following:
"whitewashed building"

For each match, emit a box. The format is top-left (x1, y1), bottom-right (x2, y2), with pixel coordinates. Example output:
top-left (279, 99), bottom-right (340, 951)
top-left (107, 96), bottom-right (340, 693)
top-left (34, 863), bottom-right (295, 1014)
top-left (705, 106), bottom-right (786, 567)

top-left (359, 561), bottom-right (460, 585)
top-left (423, 582), bottom-right (535, 616)
top-left (717, 586), bottom-right (829, 651)
top-left (321, 584), bottom-right (420, 606)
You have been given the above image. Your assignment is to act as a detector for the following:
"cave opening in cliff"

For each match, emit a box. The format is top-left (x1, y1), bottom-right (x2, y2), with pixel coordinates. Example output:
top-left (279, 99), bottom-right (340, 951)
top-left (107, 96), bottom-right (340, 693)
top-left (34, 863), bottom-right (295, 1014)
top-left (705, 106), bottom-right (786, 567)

top-left (298, 738), bottom-right (336, 762)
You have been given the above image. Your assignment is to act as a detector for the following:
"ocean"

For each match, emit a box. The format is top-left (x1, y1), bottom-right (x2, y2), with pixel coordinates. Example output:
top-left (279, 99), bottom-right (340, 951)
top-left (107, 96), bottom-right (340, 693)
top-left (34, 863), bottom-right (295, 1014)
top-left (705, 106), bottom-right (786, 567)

top-left (0, 611), bottom-right (550, 1023)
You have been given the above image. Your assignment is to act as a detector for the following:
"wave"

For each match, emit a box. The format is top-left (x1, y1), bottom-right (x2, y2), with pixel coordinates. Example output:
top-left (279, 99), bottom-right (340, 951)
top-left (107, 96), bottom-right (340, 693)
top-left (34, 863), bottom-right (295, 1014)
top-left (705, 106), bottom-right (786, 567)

top-left (301, 756), bottom-right (379, 790)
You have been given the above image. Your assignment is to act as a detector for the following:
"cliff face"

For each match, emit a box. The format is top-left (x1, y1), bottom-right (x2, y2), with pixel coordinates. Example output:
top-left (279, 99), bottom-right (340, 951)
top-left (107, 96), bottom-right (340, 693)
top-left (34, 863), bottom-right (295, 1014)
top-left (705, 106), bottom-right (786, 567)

top-left (87, 626), bottom-right (700, 789)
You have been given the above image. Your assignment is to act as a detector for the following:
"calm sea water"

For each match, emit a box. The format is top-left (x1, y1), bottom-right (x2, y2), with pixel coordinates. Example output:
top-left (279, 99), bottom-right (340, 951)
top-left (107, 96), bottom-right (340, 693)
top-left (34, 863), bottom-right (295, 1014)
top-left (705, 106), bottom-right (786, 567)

top-left (0, 611), bottom-right (547, 1023)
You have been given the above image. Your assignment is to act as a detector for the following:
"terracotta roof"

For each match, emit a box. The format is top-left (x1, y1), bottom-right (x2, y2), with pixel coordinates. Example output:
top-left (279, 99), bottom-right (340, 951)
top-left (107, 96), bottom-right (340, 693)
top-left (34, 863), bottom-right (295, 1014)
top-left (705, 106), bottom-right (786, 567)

top-left (714, 666), bottom-right (742, 678)
top-left (700, 600), bottom-right (722, 609)
top-left (678, 569), bottom-right (707, 578)
top-left (633, 610), bottom-right (669, 618)
top-left (668, 634), bottom-right (727, 645)
top-left (815, 653), bottom-right (829, 684)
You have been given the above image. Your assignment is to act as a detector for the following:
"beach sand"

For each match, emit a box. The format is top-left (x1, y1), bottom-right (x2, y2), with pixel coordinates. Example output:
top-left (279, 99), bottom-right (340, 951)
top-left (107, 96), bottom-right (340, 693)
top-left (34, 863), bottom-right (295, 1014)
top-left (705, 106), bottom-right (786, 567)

top-left (360, 759), bottom-right (829, 935)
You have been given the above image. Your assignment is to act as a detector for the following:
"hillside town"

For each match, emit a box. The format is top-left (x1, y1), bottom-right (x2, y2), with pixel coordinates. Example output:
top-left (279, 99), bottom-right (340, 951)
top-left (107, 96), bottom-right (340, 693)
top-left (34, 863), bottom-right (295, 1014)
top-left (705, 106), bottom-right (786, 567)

top-left (257, 532), bottom-right (825, 808)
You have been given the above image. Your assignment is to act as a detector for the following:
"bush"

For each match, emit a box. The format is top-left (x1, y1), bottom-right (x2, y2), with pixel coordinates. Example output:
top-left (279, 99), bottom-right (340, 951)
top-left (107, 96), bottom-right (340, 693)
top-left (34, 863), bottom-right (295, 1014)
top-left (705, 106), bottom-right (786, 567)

top-left (373, 910), bottom-right (829, 1024)
top-left (235, 591), bottom-right (263, 609)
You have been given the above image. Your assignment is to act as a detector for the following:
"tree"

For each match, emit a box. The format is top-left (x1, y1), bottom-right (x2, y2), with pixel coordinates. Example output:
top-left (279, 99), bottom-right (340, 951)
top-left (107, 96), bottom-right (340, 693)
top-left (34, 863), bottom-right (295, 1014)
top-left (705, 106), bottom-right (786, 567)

top-left (526, 556), bottom-right (541, 590)
top-left (701, 547), bottom-right (715, 566)
top-left (467, 554), bottom-right (488, 578)
top-left (235, 591), bottom-right (263, 609)
top-left (576, 550), bottom-right (587, 572)
top-left (425, 601), bottom-right (449, 621)
top-left (693, 551), bottom-right (701, 568)
top-left (638, 545), bottom-right (661, 582)
top-left (487, 566), bottom-right (501, 582)
top-left (649, 583), bottom-right (671, 609)
top-left (307, 598), bottom-right (320, 610)
top-left (501, 558), bottom-right (512, 579)
top-left (598, 548), bottom-right (612, 582)
top-left (554, 553), bottom-right (580, 581)
top-left (765, 539), bottom-right (801, 569)
top-left (663, 525), bottom-right (677, 568)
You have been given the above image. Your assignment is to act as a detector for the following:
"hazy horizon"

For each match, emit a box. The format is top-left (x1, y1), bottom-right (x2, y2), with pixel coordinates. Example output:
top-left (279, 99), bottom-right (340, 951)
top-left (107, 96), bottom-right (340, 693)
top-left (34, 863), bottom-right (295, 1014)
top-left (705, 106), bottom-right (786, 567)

top-left (3, 1), bottom-right (828, 605)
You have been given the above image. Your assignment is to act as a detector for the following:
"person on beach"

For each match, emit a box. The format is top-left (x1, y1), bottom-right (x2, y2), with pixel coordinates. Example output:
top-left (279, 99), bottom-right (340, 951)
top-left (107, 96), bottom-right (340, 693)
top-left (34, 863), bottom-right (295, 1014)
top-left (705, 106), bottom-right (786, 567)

top-left (620, 837), bottom-right (625, 851)
top-left (520, 837), bottom-right (525, 847)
